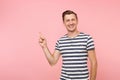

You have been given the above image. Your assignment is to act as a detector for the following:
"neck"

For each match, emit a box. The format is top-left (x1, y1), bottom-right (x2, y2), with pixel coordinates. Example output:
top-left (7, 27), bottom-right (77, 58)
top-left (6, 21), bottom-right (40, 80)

top-left (67, 30), bottom-right (80, 38)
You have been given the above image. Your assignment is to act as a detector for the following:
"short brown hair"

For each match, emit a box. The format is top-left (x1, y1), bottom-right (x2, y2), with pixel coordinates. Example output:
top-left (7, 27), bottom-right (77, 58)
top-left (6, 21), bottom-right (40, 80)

top-left (62, 10), bottom-right (78, 21)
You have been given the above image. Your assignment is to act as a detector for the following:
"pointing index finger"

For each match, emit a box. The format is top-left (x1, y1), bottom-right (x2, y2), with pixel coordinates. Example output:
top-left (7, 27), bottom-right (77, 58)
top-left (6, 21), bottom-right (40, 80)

top-left (39, 32), bottom-right (45, 39)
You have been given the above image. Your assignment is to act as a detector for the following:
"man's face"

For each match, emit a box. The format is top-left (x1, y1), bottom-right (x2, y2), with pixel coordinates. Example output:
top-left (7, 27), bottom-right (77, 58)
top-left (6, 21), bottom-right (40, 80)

top-left (63, 14), bottom-right (78, 32)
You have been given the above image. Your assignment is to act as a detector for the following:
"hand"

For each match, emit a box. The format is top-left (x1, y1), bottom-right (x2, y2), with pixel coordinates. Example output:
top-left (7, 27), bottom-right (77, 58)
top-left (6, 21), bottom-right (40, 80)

top-left (39, 32), bottom-right (47, 48)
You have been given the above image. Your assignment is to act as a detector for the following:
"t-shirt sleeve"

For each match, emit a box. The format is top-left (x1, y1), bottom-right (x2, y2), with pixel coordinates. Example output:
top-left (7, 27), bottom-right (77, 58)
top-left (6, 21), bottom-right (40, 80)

top-left (55, 40), bottom-right (60, 51)
top-left (87, 35), bottom-right (95, 51)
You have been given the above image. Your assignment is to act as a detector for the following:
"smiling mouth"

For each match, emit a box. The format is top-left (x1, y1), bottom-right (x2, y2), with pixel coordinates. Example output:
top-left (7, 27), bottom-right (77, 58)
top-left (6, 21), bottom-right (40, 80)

top-left (68, 25), bottom-right (74, 28)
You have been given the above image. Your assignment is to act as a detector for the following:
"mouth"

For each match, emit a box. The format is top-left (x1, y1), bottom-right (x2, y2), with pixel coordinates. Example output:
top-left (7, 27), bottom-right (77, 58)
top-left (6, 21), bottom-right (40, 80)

top-left (68, 24), bottom-right (75, 28)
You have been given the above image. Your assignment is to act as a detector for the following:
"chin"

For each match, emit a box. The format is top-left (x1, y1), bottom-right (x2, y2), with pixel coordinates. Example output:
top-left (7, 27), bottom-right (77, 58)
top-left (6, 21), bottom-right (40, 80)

top-left (68, 28), bottom-right (76, 31)
top-left (68, 29), bottom-right (75, 32)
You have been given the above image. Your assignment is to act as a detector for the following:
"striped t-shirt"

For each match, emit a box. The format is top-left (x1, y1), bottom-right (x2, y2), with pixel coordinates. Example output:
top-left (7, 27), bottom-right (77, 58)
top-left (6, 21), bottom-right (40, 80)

top-left (55, 32), bottom-right (95, 80)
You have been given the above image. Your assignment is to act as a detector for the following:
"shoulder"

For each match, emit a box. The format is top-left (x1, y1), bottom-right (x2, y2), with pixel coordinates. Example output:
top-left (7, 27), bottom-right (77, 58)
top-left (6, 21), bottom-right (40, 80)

top-left (57, 34), bottom-right (68, 41)
top-left (80, 32), bottom-right (94, 41)
top-left (80, 32), bottom-right (91, 37)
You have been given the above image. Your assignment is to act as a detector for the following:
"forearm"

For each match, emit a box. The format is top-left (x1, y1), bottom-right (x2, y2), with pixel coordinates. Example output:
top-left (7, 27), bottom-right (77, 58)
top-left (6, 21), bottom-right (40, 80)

top-left (42, 46), bottom-right (55, 66)
top-left (90, 62), bottom-right (97, 80)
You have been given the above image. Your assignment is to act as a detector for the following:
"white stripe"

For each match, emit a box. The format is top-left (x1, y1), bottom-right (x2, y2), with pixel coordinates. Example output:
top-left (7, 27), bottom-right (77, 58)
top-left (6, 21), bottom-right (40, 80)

top-left (63, 56), bottom-right (87, 59)
top-left (63, 60), bottom-right (87, 64)
top-left (87, 46), bottom-right (94, 50)
top-left (69, 75), bottom-right (88, 78)
top-left (60, 46), bottom-right (86, 50)
top-left (60, 36), bottom-right (88, 41)
top-left (60, 42), bottom-right (87, 46)
top-left (61, 49), bottom-right (87, 53)
top-left (60, 39), bottom-right (87, 42)
top-left (61, 70), bottom-right (89, 74)
top-left (62, 67), bottom-right (88, 71)
top-left (87, 42), bottom-right (94, 46)
top-left (62, 53), bottom-right (87, 56)
top-left (62, 64), bottom-right (87, 67)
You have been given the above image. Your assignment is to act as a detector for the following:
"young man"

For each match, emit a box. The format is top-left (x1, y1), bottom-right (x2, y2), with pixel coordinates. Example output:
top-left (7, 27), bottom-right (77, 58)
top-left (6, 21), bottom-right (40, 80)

top-left (39, 10), bottom-right (97, 80)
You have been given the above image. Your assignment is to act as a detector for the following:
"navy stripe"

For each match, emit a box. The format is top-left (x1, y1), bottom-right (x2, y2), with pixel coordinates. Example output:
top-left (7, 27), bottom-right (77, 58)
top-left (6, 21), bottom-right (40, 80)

top-left (62, 55), bottom-right (88, 58)
top-left (71, 76), bottom-right (89, 79)
top-left (63, 58), bottom-right (87, 61)
top-left (59, 44), bottom-right (86, 47)
top-left (62, 69), bottom-right (88, 72)
top-left (62, 65), bottom-right (87, 68)
top-left (61, 48), bottom-right (86, 51)
top-left (63, 62), bottom-right (87, 65)
top-left (87, 40), bottom-right (94, 45)
top-left (62, 51), bottom-right (87, 54)
top-left (67, 72), bottom-right (89, 76)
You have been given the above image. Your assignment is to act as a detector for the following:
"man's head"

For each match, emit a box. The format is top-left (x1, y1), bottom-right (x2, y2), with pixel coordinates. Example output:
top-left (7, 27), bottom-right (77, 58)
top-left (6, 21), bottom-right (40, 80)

top-left (62, 10), bottom-right (78, 32)
top-left (62, 10), bottom-right (78, 21)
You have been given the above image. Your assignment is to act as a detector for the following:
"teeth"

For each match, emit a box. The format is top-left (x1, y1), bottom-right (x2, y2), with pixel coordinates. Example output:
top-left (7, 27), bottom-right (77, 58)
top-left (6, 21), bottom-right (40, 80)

top-left (69, 25), bottom-right (74, 28)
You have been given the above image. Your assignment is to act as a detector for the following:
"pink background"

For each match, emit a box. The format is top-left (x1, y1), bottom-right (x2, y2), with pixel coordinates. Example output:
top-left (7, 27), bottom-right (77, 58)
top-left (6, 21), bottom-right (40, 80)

top-left (0, 0), bottom-right (120, 80)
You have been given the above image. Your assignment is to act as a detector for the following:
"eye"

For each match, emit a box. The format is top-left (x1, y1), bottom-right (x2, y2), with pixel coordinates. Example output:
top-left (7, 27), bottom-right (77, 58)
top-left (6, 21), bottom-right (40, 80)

top-left (66, 19), bottom-right (70, 22)
top-left (71, 18), bottom-right (75, 21)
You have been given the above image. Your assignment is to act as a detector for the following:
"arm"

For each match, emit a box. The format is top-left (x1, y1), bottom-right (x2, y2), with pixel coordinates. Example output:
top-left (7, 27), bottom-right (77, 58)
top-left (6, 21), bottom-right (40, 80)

top-left (88, 50), bottom-right (97, 80)
top-left (39, 33), bottom-right (61, 66)
top-left (42, 47), bottom-right (61, 66)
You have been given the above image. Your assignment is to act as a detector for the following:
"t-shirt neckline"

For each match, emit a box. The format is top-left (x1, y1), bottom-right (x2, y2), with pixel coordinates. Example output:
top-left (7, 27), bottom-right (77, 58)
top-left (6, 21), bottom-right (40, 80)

top-left (65, 32), bottom-right (82, 39)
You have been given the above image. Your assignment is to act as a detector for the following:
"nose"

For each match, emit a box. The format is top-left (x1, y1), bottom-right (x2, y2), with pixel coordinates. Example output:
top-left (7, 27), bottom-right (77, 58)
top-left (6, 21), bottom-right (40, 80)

top-left (69, 20), bottom-right (73, 24)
